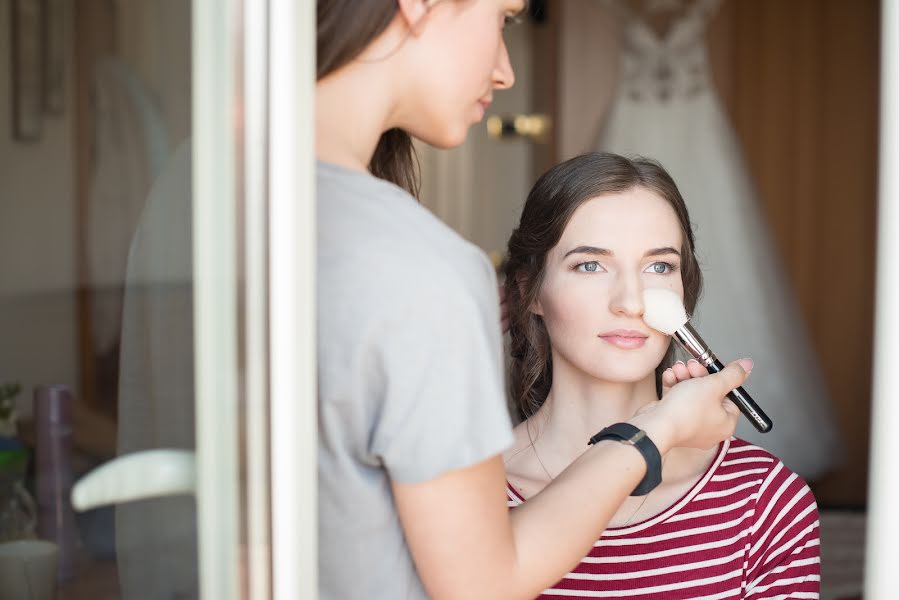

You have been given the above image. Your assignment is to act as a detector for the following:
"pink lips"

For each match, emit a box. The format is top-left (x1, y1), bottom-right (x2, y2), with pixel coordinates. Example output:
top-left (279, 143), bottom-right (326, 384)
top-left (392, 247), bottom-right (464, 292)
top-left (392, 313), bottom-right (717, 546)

top-left (476, 99), bottom-right (492, 120)
top-left (599, 329), bottom-right (649, 350)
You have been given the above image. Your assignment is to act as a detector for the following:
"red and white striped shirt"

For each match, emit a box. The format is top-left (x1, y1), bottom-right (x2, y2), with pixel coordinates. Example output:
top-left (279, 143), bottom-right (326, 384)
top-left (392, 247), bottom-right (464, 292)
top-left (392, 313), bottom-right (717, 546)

top-left (507, 438), bottom-right (820, 599)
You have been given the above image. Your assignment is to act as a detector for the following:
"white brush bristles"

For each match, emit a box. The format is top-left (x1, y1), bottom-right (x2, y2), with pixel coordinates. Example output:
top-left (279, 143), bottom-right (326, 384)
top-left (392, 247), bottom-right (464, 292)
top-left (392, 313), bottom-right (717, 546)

top-left (642, 289), bottom-right (689, 335)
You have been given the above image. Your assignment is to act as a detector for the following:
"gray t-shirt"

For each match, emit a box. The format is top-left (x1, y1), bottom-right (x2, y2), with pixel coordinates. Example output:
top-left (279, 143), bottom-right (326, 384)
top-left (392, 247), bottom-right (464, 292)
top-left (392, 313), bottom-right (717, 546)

top-left (317, 161), bottom-right (514, 599)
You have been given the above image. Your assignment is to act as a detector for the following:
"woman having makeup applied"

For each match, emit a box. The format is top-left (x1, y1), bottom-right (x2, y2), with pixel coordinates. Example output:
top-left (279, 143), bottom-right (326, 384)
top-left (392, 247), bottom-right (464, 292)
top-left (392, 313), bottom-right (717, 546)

top-left (503, 152), bottom-right (819, 599)
top-left (316, 2), bottom-right (752, 598)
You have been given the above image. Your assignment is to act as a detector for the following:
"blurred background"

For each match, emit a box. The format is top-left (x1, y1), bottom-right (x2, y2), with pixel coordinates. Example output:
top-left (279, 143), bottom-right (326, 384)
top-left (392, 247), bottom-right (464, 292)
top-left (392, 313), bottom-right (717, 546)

top-left (0, 0), bottom-right (878, 598)
top-left (419, 2), bottom-right (876, 598)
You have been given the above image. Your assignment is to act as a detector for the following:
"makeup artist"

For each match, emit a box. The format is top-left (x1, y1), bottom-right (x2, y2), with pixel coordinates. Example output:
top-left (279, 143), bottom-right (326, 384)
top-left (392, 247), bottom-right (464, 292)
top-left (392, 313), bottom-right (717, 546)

top-left (315, 1), bottom-right (751, 598)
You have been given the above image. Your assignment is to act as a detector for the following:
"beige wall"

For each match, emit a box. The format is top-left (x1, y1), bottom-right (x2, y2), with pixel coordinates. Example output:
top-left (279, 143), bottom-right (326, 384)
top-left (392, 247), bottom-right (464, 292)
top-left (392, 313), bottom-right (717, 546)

top-left (418, 19), bottom-right (535, 261)
top-left (0, 0), bottom-right (191, 417)
top-left (0, 0), bottom-right (76, 295)
top-left (558, 0), bottom-right (619, 160)
top-left (0, 0), bottom-right (78, 416)
top-left (116, 0), bottom-right (191, 144)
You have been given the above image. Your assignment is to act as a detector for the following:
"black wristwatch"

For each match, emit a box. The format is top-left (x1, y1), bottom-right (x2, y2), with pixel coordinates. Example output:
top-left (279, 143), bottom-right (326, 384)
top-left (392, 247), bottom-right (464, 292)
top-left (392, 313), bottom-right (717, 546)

top-left (588, 423), bottom-right (662, 496)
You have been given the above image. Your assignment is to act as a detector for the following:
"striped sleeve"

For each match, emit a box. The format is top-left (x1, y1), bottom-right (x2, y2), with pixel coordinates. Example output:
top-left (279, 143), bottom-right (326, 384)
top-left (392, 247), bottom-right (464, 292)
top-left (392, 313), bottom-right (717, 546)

top-left (744, 460), bottom-right (820, 599)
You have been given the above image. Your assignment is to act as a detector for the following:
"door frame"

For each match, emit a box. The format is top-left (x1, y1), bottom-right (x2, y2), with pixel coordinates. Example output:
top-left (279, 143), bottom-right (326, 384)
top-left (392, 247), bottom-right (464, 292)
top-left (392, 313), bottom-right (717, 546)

top-left (266, 1), bottom-right (317, 598)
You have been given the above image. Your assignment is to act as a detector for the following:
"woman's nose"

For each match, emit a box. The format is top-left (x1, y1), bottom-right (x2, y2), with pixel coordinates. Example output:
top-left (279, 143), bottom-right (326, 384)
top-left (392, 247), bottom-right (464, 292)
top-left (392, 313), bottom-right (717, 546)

top-left (609, 274), bottom-right (644, 318)
top-left (493, 39), bottom-right (515, 90)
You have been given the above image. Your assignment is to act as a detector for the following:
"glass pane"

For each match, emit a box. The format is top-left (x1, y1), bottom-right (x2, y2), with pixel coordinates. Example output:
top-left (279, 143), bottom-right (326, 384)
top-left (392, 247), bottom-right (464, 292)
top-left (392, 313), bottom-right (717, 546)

top-left (0, 1), bottom-right (265, 597)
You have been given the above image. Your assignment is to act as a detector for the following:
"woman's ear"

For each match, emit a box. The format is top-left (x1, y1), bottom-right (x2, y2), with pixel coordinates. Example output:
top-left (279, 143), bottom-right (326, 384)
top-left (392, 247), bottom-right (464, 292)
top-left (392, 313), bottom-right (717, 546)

top-left (396, 0), bottom-right (431, 32)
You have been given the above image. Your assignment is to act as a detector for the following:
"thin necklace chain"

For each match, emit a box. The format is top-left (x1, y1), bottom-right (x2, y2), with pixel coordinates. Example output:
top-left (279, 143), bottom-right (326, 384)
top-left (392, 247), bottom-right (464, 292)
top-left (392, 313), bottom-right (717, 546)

top-left (621, 490), bottom-right (652, 527)
top-left (528, 423), bottom-right (666, 528)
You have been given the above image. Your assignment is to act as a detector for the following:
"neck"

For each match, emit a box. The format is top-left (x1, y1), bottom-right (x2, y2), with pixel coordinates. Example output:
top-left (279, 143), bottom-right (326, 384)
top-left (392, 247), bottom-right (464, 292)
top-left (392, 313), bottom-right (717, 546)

top-left (315, 20), bottom-right (410, 171)
top-left (527, 357), bottom-right (659, 473)
top-left (316, 67), bottom-right (394, 171)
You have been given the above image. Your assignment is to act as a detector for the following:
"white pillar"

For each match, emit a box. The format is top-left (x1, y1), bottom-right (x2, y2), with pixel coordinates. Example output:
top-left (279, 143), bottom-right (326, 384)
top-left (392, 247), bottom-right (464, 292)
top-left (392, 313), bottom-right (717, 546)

top-left (864, 1), bottom-right (899, 596)
top-left (193, 0), bottom-right (240, 597)
top-left (269, 0), bottom-right (317, 598)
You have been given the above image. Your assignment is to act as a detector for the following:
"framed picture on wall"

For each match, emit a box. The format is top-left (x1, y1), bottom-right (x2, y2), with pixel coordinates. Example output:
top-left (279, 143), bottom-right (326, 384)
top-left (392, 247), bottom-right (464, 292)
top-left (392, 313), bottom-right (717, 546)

top-left (10, 0), bottom-right (43, 141)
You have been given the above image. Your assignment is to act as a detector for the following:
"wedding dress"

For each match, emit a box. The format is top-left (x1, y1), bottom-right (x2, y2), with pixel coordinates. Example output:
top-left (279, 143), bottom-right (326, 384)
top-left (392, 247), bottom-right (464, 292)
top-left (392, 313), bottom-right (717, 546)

top-left (597, 0), bottom-right (840, 478)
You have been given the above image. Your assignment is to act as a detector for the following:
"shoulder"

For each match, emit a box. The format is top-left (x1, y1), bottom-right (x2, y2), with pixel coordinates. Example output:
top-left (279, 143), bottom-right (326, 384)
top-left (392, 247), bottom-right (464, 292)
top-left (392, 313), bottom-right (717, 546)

top-left (317, 162), bottom-right (473, 258)
top-left (715, 438), bottom-right (814, 494)
top-left (715, 437), bottom-right (781, 475)
top-left (721, 438), bottom-right (813, 485)
top-left (719, 438), bottom-right (818, 533)
top-left (317, 166), bottom-right (499, 329)
top-left (318, 166), bottom-right (494, 292)
top-left (702, 438), bottom-right (818, 523)
top-left (731, 440), bottom-right (821, 593)
top-left (714, 438), bottom-right (798, 481)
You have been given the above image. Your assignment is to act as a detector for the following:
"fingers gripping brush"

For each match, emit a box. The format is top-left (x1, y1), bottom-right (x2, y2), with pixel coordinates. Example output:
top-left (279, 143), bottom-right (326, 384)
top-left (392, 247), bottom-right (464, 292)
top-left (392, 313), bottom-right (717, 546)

top-left (642, 289), bottom-right (773, 433)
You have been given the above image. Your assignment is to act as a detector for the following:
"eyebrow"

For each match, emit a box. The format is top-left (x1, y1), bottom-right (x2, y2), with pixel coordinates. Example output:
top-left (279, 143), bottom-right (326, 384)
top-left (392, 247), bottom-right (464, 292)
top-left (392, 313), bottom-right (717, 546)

top-left (646, 246), bottom-right (681, 257)
top-left (562, 245), bottom-right (681, 259)
top-left (563, 246), bottom-right (612, 259)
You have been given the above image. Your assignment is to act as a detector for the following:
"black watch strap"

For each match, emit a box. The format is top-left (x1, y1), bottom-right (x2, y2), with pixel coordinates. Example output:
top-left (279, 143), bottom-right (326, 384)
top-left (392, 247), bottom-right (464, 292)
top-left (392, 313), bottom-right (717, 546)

top-left (588, 422), bottom-right (662, 496)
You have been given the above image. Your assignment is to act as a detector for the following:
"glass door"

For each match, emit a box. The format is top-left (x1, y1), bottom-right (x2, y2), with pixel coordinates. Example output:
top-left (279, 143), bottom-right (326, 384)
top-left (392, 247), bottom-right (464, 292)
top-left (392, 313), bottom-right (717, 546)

top-left (0, 0), bottom-right (315, 597)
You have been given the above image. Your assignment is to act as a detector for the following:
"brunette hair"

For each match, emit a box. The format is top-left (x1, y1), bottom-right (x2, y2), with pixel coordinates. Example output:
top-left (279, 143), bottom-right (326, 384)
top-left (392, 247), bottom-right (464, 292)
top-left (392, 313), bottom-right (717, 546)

top-left (503, 152), bottom-right (702, 421)
top-left (317, 0), bottom-right (420, 195)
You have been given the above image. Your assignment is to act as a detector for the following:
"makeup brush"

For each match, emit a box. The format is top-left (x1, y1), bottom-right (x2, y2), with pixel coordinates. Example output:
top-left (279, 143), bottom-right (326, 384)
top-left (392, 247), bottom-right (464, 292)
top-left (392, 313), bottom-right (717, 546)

top-left (642, 288), bottom-right (773, 433)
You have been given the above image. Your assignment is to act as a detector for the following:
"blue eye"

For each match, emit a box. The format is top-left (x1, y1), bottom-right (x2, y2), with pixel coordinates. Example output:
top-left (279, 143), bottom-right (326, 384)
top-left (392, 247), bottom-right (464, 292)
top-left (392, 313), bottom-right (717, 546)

top-left (576, 261), bottom-right (601, 273)
top-left (645, 262), bottom-right (675, 274)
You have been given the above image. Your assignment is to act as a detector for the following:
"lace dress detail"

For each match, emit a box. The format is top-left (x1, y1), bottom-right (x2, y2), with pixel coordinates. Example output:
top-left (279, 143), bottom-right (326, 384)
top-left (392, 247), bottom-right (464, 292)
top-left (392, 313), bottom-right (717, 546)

top-left (615, 0), bottom-right (720, 102)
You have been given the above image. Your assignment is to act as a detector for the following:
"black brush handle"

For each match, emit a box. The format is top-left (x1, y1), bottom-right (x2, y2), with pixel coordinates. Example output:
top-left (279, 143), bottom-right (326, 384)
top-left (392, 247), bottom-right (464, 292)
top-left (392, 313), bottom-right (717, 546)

top-left (707, 359), bottom-right (773, 433)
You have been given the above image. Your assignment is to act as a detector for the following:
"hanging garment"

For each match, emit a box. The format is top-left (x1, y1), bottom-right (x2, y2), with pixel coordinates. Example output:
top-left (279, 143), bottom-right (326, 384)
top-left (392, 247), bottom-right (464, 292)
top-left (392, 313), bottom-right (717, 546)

top-left (597, 0), bottom-right (841, 479)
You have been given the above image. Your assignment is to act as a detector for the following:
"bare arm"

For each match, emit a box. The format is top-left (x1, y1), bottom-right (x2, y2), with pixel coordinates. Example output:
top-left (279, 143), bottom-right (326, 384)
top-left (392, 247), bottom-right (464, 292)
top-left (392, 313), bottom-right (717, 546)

top-left (396, 438), bottom-right (657, 599)
top-left (394, 361), bottom-right (748, 600)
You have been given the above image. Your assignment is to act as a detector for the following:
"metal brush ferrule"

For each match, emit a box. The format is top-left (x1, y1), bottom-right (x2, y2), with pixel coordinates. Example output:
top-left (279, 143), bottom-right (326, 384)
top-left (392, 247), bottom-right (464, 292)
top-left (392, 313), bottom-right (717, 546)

top-left (673, 323), bottom-right (717, 367)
